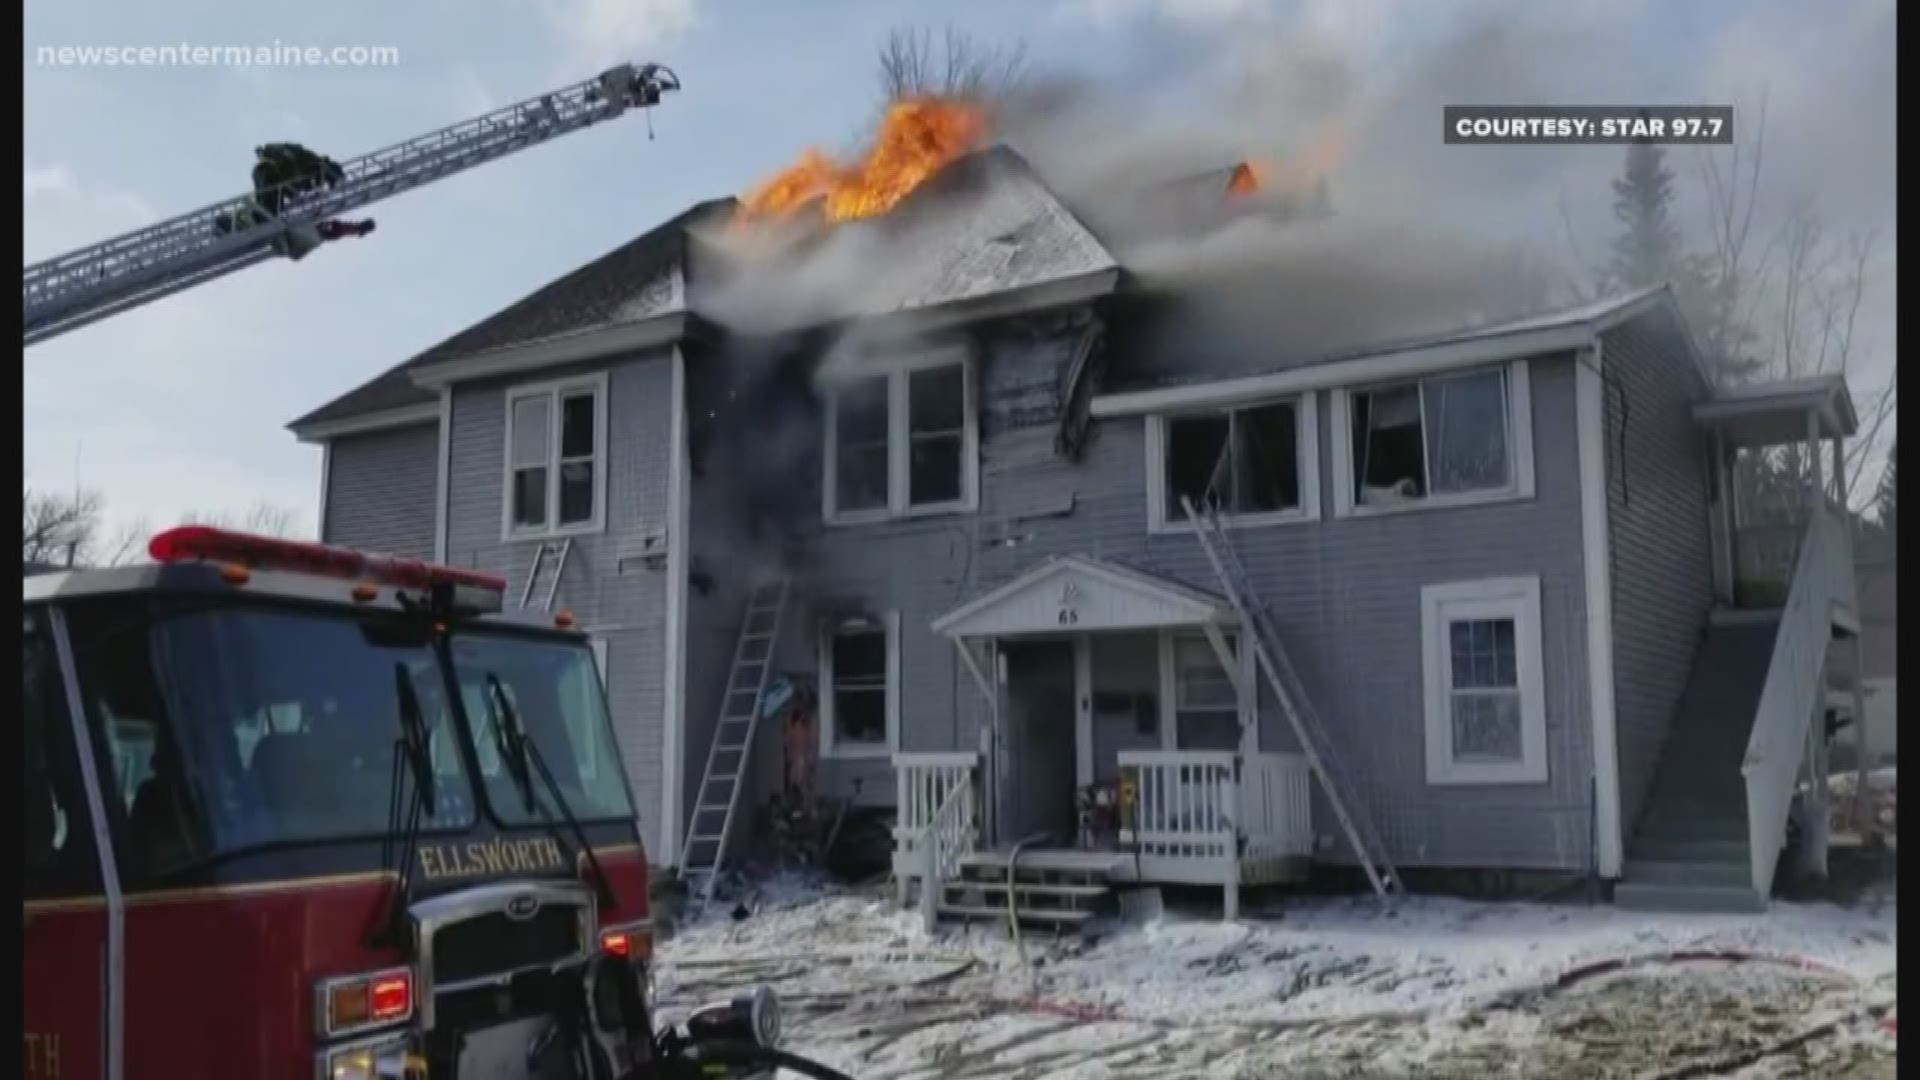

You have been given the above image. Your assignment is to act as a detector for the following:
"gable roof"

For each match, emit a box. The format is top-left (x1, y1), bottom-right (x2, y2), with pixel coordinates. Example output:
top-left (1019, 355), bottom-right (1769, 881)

top-left (288, 198), bottom-right (735, 431)
top-left (931, 555), bottom-right (1235, 637)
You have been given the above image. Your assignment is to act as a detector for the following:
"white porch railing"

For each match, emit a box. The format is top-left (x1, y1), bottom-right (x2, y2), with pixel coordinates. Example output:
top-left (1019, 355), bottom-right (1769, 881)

top-left (917, 781), bottom-right (975, 932)
top-left (1743, 504), bottom-right (1853, 894)
top-left (892, 752), bottom-right (978, 903)
top-left (1118, 751), bottom-right (1314, 884)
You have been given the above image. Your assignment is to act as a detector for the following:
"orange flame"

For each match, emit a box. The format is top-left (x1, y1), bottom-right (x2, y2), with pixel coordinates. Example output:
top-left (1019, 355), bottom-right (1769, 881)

top-left (1227, 160), bottom-right (1268, 197)
top-left (734, 97), bottom-right (989, 228)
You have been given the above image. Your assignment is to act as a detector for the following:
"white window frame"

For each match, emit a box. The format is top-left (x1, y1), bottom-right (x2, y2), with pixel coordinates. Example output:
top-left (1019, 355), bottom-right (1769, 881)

top-left (1330, 359), bottom-right (1534, 519)
top-left (817, 611), bottom-right (901, 759)
top-left (822, 349), bottom-right (978, 525)
top-left (1145, 393), bottom-right (1320, 533)
top-left (1420, 575), bottom-right (1548, 785)
top-left (500, 372), bottom-right (609, 541)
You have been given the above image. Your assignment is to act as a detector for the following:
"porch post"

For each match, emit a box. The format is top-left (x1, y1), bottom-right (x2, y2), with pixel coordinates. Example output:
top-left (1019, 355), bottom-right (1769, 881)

top-left (1805, 410), bottom-right (1823, 514)
top-left (1834, 447), bottom-right (1873, 833)
top-left (1714, 430), bottom-right (1736, 605)
top-left (952, 636), bottom-right (998, 847)
top-left (1831, 435), bottom-right (1845, 510)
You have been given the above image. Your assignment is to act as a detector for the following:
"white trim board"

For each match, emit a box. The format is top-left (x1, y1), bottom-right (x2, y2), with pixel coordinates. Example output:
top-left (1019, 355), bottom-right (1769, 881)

top-left (1576, 349), bottom-right (1624, 877)
top-left (408, 313), bottom-right (688, 390)
top-left (316, 442), bottom-right (333, 543)
top-left (290, 400), bottom-right (441, 444)
top-left (1419, 575), bottom-right (1549, 785)
top-left (433, 389), bottom-right (452, 563)
top-left (659, 346), bottom-right (691, 868)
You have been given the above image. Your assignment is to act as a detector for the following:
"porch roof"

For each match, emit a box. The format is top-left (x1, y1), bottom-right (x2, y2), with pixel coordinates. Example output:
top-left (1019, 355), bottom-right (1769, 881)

top-left (1693, 374), bottom-right (1858, 447)
top-left (931, 556), bottom-right (1236, 638)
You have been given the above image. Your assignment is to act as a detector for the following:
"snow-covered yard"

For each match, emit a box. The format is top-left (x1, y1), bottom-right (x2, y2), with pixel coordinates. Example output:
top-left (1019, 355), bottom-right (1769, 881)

top-left (655, 879), bottom-right (1896, 1079)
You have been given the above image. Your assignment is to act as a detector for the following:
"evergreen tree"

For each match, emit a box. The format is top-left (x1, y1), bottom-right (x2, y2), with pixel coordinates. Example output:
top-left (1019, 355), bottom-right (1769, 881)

top-left (1604, 139), bottom-right (1684, 292)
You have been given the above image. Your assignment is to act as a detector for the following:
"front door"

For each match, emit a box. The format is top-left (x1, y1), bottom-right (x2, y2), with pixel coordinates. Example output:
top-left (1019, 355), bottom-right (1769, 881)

top-left (999, 640), bottom-right (1078, 844)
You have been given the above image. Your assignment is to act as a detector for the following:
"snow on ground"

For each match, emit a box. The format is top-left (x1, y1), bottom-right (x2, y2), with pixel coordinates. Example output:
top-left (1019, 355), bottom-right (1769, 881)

top-left (655, 874), bottom-right (1897, 1079)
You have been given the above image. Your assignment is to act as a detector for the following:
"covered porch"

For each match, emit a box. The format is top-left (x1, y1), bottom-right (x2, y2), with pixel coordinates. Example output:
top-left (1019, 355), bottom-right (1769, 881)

top-left (893, 556), bottom-right (1314, 921)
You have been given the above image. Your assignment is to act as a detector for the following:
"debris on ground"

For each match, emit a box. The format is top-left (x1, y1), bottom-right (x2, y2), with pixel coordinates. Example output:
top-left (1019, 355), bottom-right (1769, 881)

top-left (1829, 768), bottom-right (1898, 848)
top-left (656, 874), bottom-right (1898, 1079)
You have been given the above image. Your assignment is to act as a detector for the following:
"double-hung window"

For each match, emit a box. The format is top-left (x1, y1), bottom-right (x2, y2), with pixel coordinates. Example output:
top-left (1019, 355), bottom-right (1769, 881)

top-left (824, 351), bottom-right (976, 522)
top-left (818, 613), bottom-right (899, 758)
top-left (1166, 631), bottom-right (1242, 751)
top-left (504, 375), bottom-right (606, 538)
top-left (1333, 361), bottom-right (1533, 515)
top-left (1420, 576), bottom-right (1547, 784)
top-left (1149, 395), bottom-right (1317, 530)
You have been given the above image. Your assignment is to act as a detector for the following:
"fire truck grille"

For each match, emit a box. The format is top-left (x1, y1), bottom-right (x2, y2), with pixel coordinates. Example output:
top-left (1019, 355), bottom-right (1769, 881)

top-left (431, 905), bottom-right (584, 986)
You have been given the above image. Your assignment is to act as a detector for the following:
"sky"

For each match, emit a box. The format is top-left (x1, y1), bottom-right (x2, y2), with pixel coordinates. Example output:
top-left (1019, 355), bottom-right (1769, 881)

top-left (23, 0), bottom-right (1897, 542)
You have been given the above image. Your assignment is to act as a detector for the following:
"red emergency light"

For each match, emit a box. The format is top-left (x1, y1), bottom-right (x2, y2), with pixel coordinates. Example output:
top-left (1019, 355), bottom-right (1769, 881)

top-left (148, 525), bottom-right (507, 606)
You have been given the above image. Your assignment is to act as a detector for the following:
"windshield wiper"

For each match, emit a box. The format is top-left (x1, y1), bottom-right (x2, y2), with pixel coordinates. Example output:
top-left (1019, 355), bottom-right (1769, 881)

top-left (369, 662), bottom-right (438, 949)
top-left (484, 672), bottom-right (618, 910)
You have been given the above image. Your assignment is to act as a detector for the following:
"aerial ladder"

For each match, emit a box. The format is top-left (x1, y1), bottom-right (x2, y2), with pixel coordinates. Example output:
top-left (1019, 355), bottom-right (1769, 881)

top-left (22, 61), bottom-right (680, 346)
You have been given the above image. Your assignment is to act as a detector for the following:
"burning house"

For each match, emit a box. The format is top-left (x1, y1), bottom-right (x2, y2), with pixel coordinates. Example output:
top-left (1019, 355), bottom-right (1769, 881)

top-left (291, 99), bottom-right (1868, 919)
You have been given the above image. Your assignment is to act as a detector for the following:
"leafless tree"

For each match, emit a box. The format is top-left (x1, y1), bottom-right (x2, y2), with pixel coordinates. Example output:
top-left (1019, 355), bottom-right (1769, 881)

top-left (181, 502), bottom-right (303, 538)
top-left (875, 25), bottom-right (1027, 104)
top-left (23, 486), bottom-right (103, 568)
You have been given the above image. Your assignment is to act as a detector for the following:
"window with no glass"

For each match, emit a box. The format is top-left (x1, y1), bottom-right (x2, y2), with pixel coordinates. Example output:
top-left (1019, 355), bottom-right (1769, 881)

top-left (825, 355), bottom-right (975, 521)
top-left (1349, 367), bottom-right (1518, 509)
top-left (820, 614), bottom-right (897, 756)
top-left (1160, 398), bottom-right (1306, 526)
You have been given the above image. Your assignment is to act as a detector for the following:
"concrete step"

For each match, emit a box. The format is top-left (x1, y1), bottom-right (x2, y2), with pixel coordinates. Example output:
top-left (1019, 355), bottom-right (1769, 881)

top-left (1629, 837), bottom-right (1749, 864)
top-left (1624, 858), bottom-right (1752, 889)
top-left (1615, 880), bottom-right (1766, 914)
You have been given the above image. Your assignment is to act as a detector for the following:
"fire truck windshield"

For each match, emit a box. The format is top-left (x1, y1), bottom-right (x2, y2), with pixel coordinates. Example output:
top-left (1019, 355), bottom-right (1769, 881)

top-left (62, 595), bottom-right (629, 883)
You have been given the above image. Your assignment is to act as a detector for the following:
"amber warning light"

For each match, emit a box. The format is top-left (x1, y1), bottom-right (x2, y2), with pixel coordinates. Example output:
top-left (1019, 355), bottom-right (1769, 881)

top-left (149, 525), bottom-right (506, 612)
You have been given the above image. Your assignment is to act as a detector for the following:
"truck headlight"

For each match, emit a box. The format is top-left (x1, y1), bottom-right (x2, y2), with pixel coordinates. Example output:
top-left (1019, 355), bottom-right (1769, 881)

top-left (317, 1031), bottom-right (418, 1080)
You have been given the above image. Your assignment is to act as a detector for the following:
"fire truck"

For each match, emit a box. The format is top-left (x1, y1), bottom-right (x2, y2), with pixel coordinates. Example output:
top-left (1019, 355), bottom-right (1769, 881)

top-left (23, 56), bottom-right (858, 1080)
top-left (21, 527), bottom-right (830, 1079)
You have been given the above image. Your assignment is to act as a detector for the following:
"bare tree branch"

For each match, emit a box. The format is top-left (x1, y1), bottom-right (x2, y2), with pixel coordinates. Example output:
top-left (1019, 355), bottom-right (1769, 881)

top-left (875, 24), bottom-right (1027, 105)
top-left (22, 486), bottom-right (103, 568)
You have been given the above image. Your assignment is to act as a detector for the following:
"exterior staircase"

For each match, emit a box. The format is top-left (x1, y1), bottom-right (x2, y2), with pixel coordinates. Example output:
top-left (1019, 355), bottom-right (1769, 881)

top-left (1616, 617), bottom-right (1781, 914)
top-left (934, 850), bottom-right (1121, 931)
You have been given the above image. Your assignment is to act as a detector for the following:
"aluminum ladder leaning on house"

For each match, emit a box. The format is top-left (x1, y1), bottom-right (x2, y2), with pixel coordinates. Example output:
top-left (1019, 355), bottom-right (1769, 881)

top-left (681, 577), bottom-right (792, 908)
top-left (1180, 495), bottom-right (1403, 907)
top-left (521, 539), bottom-right (572, 611)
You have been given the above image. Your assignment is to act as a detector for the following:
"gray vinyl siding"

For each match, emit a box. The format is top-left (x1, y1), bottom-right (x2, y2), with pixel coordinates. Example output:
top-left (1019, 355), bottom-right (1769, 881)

top-left (322, 424), bottom-right (439, 559)
top-left (1601, 313), bottom-right (1716, 839)
top-left (686, 321), bottom-right (1598, 873)
top-left (443, 351), bottom-right (676, 861)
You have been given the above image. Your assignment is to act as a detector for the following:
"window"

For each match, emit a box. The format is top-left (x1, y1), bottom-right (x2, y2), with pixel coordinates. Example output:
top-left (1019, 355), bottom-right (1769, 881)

top-left (24, 610), bottom-right (100, 900)
top-left (1333, 361), bottom-right (1533, 516)
top-left (1420, 576), bottom-right (1547, 784)
top-left (1150, 396), bottom-right (1317, 530)
top-left (818, 613), bottom-right (899, 757)
top-left (504, 375), bottom-right (606, 538)
top-left (824, 353), bottom-right (976, 522)
top-left (1168, 631), bottom-right (1242, 751)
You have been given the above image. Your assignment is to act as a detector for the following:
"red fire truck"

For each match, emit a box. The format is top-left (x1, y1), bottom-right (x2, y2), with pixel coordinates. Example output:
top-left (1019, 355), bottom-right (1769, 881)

top-left (22, 526), bottom-right (812, 1080)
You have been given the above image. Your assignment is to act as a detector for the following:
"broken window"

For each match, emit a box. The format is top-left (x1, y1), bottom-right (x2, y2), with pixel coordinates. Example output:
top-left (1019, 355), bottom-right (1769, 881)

top-left (827, 625), bottom-right (889, 751)
top-left (908, 365), bottom-right (966, 507)
top-left (1351, 369), bottom-right (1510, 507)
top-left (1171, 633), bottom-right (1240, 752)
top-left (506, 377), bottom-right (603, 535)
top-left (1164, 400), bottom-right (1301, 522)
top-left (826, 356), bottom-right (973, 521)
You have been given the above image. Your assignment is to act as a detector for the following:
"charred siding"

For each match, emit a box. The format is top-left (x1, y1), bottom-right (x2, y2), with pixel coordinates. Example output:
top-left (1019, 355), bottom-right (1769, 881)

top-left (322, 423), bottom-right (439, 559)
top-left (1601, 313), bottom-right (1716, 839)
top-left (444, 352), bottom-right (676, 862)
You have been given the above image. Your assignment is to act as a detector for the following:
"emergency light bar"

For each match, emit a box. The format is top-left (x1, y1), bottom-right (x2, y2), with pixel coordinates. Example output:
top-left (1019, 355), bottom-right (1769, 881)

top-left (148, 525), bottom-right (507, 611)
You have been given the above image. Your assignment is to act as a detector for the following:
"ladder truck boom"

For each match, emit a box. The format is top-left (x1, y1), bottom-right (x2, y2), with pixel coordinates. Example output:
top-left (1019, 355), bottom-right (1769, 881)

top-left (22, 61), bottom-right (679, 346)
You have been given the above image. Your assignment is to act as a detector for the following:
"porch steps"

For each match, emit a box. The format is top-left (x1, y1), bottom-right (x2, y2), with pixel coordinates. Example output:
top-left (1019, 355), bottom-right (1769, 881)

top-left (934, 852), bottom-right (1120, 931)
top-left (1618, 618), bottom-right (1779, 914)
